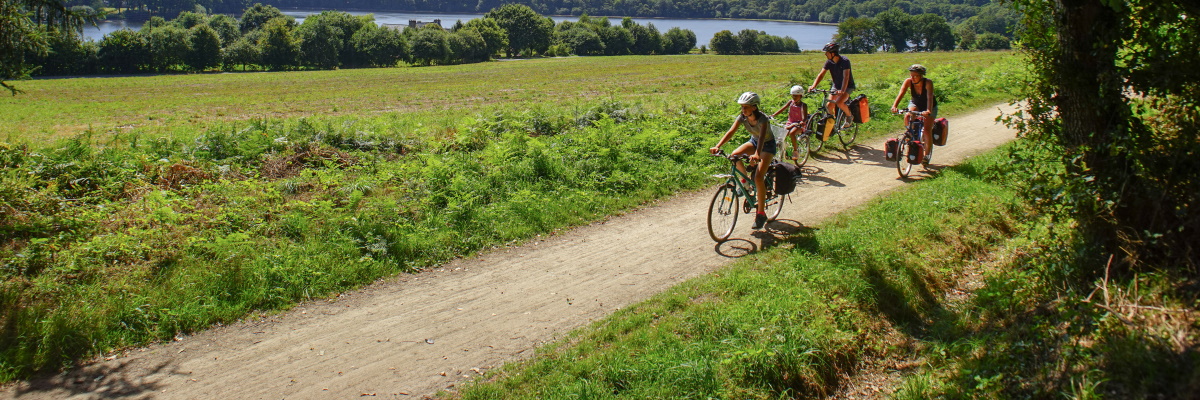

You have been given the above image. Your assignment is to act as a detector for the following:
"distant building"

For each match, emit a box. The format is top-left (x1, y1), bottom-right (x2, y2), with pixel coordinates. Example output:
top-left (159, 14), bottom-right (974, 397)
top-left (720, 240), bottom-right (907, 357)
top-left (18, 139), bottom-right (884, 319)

top-left (382, 19), bottom-right (443, 31)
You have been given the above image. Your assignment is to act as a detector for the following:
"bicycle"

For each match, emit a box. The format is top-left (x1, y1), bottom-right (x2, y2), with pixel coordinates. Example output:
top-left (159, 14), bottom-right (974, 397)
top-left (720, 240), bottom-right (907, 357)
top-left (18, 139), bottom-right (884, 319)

top-left (805, 89), bottom-right (859, 152)
top-left (772, 118), bottom-right (810, 168)
top-left (707, 149), bottom-right (786, 242)
top-left (891, 110), bottom-right (934, 178)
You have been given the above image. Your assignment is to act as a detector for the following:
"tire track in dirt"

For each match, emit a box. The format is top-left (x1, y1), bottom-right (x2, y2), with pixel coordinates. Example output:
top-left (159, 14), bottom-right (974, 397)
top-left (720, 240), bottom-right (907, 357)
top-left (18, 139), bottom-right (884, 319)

top-left (0, 104), bottom-right (1017, 400)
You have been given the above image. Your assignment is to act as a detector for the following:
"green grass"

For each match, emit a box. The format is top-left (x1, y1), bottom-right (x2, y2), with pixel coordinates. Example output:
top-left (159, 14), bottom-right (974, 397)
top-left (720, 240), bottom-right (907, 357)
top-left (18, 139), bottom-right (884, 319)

top-left (455, 142), bottom-right (1031, 399)
top-left (0, 51), bottom-right (1017, 381)
top-left (2, 52), bottom-right (1015, 142)
top-left (453, 141), bottom-right (1200, 399)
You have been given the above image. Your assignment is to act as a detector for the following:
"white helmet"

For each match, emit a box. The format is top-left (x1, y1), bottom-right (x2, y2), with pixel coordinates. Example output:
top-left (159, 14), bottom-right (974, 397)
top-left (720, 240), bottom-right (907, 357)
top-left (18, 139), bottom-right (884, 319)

top-left (737, 92), bottom-right (760, 105)
top-left (789, 85), bottom-right (805, 95)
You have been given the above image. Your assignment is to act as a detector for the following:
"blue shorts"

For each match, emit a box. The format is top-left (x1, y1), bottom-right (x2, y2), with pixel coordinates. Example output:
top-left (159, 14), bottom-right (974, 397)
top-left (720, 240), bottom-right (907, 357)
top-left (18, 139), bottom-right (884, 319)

top-left (747, 136), bottom-right (777, 155)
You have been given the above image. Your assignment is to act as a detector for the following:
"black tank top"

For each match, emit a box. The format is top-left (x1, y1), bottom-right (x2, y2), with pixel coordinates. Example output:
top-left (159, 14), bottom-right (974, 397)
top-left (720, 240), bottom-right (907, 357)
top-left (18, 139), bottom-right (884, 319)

top-left (909, 78), bottom-right (934, 111)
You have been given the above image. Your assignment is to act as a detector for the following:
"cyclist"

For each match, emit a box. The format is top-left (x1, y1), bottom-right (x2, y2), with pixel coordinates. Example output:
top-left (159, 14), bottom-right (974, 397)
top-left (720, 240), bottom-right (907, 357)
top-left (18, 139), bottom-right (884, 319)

top-left (710, 92), bottom-right (775, 230)
top-left (889, 64), bottom-right (937, 163)
top-left (807, 42), bottom-right (856, 134)
top-left (771, 85), bottom-right (809, 162)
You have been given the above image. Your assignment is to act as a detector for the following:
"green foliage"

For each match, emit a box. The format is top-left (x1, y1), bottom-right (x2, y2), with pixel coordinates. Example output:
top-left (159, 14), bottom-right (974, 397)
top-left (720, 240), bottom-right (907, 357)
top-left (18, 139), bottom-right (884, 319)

top-left (296, 15), bottom-right (344, 69)
top-left (709, 30), bottom-right (736, 54)
top-left (98, 29), bottom-right (148, 73)
top-left (143, 24), bottom-right (189, 72)
top-left (349, 24), bottom-right (408, 67)
top-left (408, 25), bottom-right (450, 66)
top-left (661, 27), bottom-right (696, 55)
top-left (974, 32), bottom-right (1009, 50)
top-left (206, 14), bottom-right (241, 44)
top-left (485, 3), bottom-right (554, 57)
top-left (221, 36), bottom-right (260, 71)
top-left (185, 24), bottom-right (222, 72)
top-left (239, 2), bottom-right (285, 33)
top-left (911, 13), bottom-right (955, 51)
top-left (873, 7), bottom-right (913, 52)
top-left (835, 16), bottom-right (879, 54)
top-left (258, 17), bottom-right (299, 70)
top-left (1007, 0), bottom-right (1200, 271)
top-left (173, 10), bottom-right (206, 29)
top-left (459, 17), bottom-right (507, 60)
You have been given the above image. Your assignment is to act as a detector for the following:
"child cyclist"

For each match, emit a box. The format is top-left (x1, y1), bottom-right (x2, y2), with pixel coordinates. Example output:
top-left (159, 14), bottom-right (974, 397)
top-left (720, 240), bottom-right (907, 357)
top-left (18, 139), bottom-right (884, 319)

top-left (889, 64), bottom-right (937, 164)
top-left (771, 85), bottom-right (809, 162)
top-left (710, 92), bottom-right (776, 230)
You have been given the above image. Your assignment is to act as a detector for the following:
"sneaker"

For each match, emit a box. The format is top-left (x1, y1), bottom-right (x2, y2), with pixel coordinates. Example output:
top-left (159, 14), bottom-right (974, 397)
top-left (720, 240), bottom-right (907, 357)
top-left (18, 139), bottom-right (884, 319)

top-left (752, 213), bottom-right (768, 229)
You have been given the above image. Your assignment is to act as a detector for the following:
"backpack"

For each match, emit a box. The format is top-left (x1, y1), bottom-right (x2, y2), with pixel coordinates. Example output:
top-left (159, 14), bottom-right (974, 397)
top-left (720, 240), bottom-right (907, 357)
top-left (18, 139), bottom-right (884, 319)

top-left (932, 118), bottom-right (949, 146)
top-left (771, 161), bottom-right (798, 195)
top-left (848, 94), bottom-right (870, 124)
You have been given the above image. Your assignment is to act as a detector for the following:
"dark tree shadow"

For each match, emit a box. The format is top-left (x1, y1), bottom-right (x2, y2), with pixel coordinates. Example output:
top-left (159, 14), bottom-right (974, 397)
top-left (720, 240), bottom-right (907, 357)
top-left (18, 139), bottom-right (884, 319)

top-left (14, 358), bottom-right (176, 399)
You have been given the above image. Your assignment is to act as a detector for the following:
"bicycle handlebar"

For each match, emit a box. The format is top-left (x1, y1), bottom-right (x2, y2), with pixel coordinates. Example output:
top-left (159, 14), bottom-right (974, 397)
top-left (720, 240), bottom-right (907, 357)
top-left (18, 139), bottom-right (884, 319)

top-left (711, 149), bottom-right (752, 161)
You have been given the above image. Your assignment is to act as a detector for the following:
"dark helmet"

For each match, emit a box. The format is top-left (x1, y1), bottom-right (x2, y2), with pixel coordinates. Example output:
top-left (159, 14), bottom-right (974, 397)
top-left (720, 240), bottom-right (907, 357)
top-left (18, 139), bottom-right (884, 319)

top-left (822, 43), bottom-right (840, 53)
top-left (908, 64), bottom-right (927, 74)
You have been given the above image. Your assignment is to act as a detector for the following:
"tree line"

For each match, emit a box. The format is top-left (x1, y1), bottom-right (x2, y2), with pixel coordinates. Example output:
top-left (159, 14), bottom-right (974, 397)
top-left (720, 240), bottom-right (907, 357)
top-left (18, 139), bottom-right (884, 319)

top-left (7, 3), bottom-right (706, 80)
top-left (248, 0), bottom-right (1009, 25)
top-left (832, 2), bottom-right (1014, 53)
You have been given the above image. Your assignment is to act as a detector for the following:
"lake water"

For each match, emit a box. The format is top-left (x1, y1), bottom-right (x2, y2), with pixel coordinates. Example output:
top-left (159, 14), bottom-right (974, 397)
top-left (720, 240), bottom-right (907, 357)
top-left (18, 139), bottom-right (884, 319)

top-left (82, 10), bottom-right (837, 50)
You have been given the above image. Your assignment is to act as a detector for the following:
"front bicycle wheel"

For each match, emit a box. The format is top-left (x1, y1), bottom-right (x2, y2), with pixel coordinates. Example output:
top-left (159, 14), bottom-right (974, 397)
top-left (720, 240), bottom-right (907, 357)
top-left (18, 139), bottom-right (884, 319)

top-left (896, 138), bottom-right (912, 178)
top-left (707, 183), bottom-right (740, 242)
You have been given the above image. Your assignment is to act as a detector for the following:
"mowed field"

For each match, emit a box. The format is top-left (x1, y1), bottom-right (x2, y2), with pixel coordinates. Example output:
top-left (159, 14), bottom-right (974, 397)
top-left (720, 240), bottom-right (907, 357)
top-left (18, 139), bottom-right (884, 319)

top-left (2, 52), bottom-right (1012, 142)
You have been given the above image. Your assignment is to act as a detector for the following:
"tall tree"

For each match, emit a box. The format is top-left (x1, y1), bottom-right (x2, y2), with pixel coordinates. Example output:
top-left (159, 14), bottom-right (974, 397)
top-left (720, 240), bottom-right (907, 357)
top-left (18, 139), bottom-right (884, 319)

top-left (835, 16), bottom-right (879, 53)
top-left (872, 7), bottom-right (912, 52)
top-left (184, 23), bottom-right (221, 71)
top-left (1, 0), bottom-right (99, 94)
top-left (484, 3), bottom-right (553, 57)
top-left (258, 16), bottom-right (298, 70)
top-left (1010, 0), bottom-right (1200, 273)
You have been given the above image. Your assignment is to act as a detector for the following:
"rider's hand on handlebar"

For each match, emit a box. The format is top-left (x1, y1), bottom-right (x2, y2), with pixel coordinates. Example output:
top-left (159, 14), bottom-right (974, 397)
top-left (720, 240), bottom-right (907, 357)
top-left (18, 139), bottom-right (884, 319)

top-left (710, 147), bottom-right (721, 155)
top-left (749, 153), bottom-right (761, 164)
top-left (890, 107), bottom-right (899, 114)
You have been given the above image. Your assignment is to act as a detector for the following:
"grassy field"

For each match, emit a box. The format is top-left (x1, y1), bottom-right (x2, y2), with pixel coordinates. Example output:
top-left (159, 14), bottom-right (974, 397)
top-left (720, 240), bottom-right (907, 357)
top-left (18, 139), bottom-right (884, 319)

top-left (0, 52), bottom-right (1017, 381)
top-left (3, 52), bottom-right (1013, 142)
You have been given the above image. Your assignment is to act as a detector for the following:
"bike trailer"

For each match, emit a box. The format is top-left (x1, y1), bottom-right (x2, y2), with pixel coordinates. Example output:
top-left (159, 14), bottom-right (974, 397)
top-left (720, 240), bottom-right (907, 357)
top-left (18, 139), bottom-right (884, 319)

top-left (932, 118), bottom-right (949, 146)
top-left (885, 138), bottom-right (900, 161)
top-left (770, 161), bottom-right (799, 195)
top-left (907, 140), bottom-right (925, 164)
top-left (849, 94), bottom-right (870, 124)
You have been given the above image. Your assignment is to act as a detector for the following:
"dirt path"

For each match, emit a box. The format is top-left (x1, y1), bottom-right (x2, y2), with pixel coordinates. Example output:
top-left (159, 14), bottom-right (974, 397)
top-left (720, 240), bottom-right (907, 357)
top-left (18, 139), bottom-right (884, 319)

top-left (1, 104), bottom-right (1017, 400)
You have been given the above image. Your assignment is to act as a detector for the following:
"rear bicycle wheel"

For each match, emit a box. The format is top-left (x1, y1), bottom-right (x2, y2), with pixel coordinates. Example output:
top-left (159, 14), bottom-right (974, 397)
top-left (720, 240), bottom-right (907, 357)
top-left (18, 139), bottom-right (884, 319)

top-left (896, 137), bottom-right (913, 178)
top-left (805, 116), bottom-right (826, 153)
top-left (707, 183), bottom-right (740, 242)
top-left (839, 117), bottom-right (859, 148)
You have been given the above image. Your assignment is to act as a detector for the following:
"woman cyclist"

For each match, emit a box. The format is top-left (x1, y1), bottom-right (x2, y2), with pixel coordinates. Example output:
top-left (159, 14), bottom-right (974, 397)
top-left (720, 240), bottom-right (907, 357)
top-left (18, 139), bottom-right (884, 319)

top-left (710, 92), bottom-right (776, 230)
top-left (889, 64), bottom-right (937, 163)
top-left (807, 43), bottom-right (856, 126)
